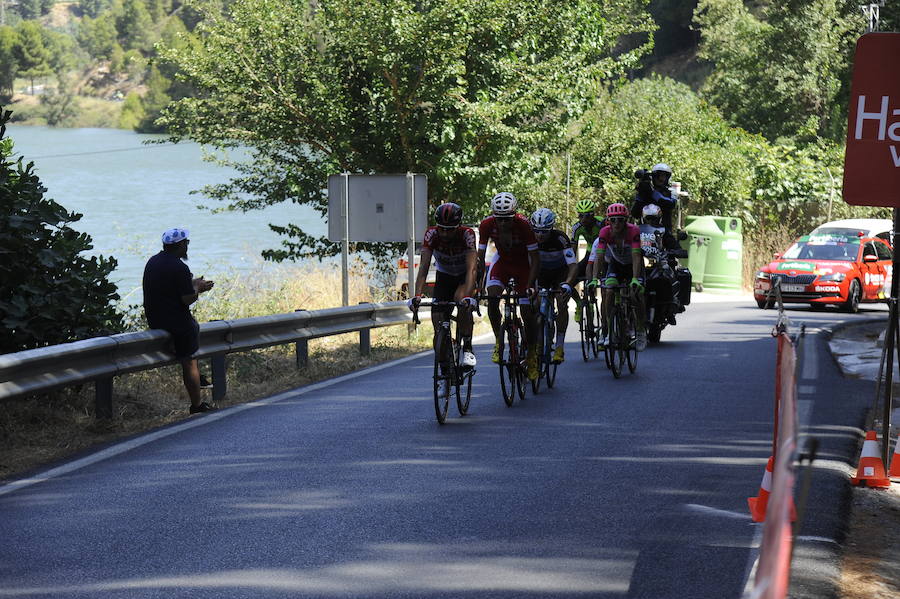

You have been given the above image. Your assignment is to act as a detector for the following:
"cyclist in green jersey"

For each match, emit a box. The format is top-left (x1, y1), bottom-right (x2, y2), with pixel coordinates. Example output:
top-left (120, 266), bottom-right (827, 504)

top-left (570, 199), bottom-right (606, 322)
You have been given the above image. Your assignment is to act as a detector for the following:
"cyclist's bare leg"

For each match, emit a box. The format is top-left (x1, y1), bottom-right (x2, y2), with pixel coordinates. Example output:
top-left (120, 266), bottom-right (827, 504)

top-left (521, 302), bottom-right (537, 352)
top-left (601, 288), bottom-right (612, 334)
top-left (430, 307), bottom-right (452, 353)
top-left (486, 284), bottom-right (503, 340)
top-left (555, 293), bottom-right (569, 338)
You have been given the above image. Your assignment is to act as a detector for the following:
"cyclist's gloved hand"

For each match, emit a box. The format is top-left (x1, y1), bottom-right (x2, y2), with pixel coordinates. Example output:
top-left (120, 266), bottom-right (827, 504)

top-left (629, 277), bottom-right (644, 292)
top-left (560, 283), bottom-right (573, 296)
top-left (461, 296), bottom-right (477, 308)
top-left (587, 278), bottom-right (599, 289)
top-left (603, 276), bottom-right (619, 288)
top-left (407, 294), bottom-right (422, 310)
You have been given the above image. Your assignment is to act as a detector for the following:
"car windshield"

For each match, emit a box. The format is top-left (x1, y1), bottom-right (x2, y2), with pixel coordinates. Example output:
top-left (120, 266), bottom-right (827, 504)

top-left (782, 234), bottom-right (860, 262)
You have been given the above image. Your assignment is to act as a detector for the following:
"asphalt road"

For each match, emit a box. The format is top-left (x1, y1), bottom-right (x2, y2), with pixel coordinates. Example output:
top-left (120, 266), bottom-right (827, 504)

top-left (0, 296), bottom-right (884, 598)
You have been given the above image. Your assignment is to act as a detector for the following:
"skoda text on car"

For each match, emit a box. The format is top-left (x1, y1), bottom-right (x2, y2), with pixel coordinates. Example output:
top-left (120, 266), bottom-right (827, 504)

top-left (753, 229), bottom-right (893, 312)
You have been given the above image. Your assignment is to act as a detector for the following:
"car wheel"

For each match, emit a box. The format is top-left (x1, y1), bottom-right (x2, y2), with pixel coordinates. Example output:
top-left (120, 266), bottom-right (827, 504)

top-left (809, 303), bottom-right (825, 311)
top-left (756, 298), bottom-right (772, 309)
top-left (842, 280), bottom-right (861, 313)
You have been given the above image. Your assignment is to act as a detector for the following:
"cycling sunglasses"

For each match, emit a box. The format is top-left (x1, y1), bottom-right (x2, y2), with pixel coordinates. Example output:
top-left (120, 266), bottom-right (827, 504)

top-left (608, 217), bottom-right (627, 223)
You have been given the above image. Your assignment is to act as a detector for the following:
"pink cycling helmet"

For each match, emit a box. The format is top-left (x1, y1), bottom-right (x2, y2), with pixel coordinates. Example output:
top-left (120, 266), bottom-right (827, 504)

top-left (606, 203), bottom-right (629, 218)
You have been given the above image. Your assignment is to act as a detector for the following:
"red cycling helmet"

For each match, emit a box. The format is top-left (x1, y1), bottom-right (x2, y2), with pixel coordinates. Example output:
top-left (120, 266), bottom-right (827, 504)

top-left (606, 203), bottom-right (629, 218)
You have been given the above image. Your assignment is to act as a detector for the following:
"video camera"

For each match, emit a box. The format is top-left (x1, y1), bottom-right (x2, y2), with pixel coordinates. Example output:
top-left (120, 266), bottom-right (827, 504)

top-left (634, 168), bottom-right (653, 197)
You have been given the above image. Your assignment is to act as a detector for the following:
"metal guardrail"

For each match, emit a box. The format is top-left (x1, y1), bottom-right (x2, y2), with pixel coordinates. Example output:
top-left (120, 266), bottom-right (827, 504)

top-left (0, 301), bottom-right (414, 418)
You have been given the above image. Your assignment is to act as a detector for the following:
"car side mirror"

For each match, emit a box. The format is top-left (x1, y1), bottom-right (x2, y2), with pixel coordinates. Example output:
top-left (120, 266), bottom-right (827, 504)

top-left (864, 254), bottom-right (878, 262)
top-left (773, 253), bottom-right (782, 259)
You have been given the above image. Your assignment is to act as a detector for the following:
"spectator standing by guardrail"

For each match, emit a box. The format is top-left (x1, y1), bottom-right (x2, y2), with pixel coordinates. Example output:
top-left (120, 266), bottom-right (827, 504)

top-left (143, 228), bottom-right (216, 414)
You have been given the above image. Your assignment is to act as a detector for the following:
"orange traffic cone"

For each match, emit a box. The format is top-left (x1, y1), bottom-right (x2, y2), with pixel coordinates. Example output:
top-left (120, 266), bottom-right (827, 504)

top-left (748, 457), bottom-right (774, 522)
top-left (748, 456), bottom-right (797, 523)
top-left (850, 431), bottom-right (891, 488)
top-left (889, 436), bottom-right (900, 479)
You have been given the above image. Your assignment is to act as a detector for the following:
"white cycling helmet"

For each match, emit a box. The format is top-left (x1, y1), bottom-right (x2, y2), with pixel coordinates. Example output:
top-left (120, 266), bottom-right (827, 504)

top-left (651, 163), bottom-right (672, 175)
top-left (490, 192), bottom-right (517, 217)
top-left (642, 204), bottom-right (661, 219)
top-left (529, 208), bottom-right (556, 230)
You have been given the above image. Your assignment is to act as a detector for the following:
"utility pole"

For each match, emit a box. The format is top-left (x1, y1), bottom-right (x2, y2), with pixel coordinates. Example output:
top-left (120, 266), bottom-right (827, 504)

top-left (861, 1), bottom-right (886, 33)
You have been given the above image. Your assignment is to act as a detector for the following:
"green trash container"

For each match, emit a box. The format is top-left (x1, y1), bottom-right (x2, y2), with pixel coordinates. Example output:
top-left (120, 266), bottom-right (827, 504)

top-left (681, 216), bottom-right (716, 291)
top-left (704, 216), bottom-right (743, 291)
top-left (679, 215), bottom-right (743, 292)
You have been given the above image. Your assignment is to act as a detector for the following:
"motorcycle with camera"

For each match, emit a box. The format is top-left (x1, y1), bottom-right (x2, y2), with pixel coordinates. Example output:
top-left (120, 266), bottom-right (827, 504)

top-left (640, 231), bottom-right (690, 344)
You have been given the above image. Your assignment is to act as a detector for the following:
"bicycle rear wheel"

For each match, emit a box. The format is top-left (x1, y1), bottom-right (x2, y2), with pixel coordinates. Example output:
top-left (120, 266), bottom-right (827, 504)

top-left (499, 326), bottom-right (516, 407)
top-left (433, 330), bottom-right (453, 423)
top-left (588, 298), bottom-right (600, 358)
top-left (457, 368), bottom-right (473, 415)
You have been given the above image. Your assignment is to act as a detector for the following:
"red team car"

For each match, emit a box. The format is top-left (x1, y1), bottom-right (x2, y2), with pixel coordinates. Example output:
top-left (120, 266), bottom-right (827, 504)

top-left (754, 219), bottom-right (893, 313)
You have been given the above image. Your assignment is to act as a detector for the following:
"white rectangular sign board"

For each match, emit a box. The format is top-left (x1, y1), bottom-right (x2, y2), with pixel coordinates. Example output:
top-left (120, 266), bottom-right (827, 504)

top-left (327, 174), bottom-right (428, 243)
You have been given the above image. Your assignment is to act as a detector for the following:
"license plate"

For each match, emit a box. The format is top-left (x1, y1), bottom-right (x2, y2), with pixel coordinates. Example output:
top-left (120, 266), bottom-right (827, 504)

top-left (781, 284), bottom-right (806, 292)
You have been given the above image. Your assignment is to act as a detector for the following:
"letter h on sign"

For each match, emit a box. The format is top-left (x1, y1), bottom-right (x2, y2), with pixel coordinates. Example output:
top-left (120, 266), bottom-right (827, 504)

top-left (844, 33), bottom-right (900, 207)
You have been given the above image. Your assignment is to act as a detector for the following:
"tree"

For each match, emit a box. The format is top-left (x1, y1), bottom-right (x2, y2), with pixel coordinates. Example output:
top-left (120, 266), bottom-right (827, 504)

top-left (693, 0), bottom-right (864, 141)
top-left (79, 0), bottom-right (112, 18)
top-left (14, 21), bottom-right (52, 95)
top-left (17, 0), bottom-right (41, 19)
top-left (159, 0), bottom-right (655, 265)
top-left (78, 14), bottom-right (120, 60)
top-left (135, 65), bottom-right (170, 132)
top-left (0, 107), bottom-right (122, 354)
top-left (117, 0), bottom-right (155, 52)
top-left (0, 27), bottom-right (18, 98)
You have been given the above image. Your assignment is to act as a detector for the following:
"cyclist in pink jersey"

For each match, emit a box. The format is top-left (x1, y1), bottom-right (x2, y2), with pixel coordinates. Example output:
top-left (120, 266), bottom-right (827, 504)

top-left (477, 192), bottom-right (540, 378)
top-left (587, 202), bottom-right (647, 351)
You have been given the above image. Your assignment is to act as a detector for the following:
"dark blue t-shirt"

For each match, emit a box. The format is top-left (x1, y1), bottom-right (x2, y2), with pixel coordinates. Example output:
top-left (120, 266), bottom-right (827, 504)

top-left (142, 251), bottom-right (196, 332)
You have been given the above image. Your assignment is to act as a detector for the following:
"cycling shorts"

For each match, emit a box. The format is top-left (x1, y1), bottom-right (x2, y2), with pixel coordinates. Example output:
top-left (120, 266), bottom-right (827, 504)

top-left (433, 271), bottom-right (468, 302)
top-left (537, 266), bottom-right (568, 290)
top-left (487, 259), bottom-right (531, 305)
top-left (603, 260), bottom-right (642, 284)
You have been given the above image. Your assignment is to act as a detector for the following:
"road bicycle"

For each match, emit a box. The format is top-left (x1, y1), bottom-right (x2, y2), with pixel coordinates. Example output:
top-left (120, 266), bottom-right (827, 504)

top-left (412, 300), bottom-right (476, 424)
top-left (532, 287), bottom-right (564, 393)
top-left (576, 277), bottom-right (600, 361)
top-left (602, 283), bottom-right (640, 378)
top-left (482, 279), bottom-right (529, 406)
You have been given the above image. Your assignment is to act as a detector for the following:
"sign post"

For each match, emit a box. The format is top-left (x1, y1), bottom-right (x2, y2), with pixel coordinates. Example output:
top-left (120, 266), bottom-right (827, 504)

top-left (843, 32), bottom-right (900, 465)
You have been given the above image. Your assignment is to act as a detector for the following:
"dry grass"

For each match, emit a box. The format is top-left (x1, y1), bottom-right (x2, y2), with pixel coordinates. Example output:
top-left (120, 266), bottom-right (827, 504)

top-left (0, 263), bottom-right (444, 483)
top-left (742, 224), bottom-right (804, 290)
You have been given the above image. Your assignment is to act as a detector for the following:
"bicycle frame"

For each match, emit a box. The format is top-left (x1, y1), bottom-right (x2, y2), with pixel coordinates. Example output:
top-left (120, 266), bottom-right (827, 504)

top-left (602, 283), bottom-right (639, 378)
top-left (481, 279), bottom-right (529, 406)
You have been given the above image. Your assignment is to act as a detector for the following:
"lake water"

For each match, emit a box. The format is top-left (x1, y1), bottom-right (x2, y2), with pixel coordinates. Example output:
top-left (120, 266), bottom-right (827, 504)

top-left (6, 125), bottom-right (326, 303)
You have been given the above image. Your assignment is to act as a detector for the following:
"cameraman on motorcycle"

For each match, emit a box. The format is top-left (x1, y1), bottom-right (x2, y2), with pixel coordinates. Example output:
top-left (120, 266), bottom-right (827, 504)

top-left (631, 163), bottom-right (677, 233)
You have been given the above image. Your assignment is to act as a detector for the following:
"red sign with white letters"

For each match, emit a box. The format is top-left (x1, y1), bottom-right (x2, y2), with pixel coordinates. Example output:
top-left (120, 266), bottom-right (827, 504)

top-left (844, 33), bottom-right (900, 207)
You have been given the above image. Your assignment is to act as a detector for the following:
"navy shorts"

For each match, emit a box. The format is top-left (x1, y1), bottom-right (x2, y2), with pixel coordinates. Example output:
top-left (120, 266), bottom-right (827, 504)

top-left (168, 321), bottom-right (200, 359)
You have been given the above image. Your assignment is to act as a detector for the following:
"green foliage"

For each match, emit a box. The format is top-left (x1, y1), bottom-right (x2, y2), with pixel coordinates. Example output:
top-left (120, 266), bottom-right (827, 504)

top-left (78, 14), bottom-right (120, 60)
top-left (118, 0), bottom-right (156, 52)
top-left (0, 27), bottom-right (19, 98)
top-left (0, 107), bottom-right (123, 354)
top-left (17, 0), bottom-right (42, 20)
top-left (14, 21), bottom-right (52, 92)
top-left (79, 0), bottom-right (113, 18)
top-left (158, 0), bottom-right (654, 265)
top-left (694, 0), bottom-right (864, 141)
top-left (118, 90), bottom-right (144, 128)
top-left (134, 65), bottom-right (170, 132)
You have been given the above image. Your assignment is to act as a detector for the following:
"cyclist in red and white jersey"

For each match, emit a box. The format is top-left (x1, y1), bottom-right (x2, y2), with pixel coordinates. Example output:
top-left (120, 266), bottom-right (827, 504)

top-left (408, 202), bottom-right (478, 367)
top-left (477, 192), bottom-right (540, 379)
top-left (587, 202), bottom-right (647, 351)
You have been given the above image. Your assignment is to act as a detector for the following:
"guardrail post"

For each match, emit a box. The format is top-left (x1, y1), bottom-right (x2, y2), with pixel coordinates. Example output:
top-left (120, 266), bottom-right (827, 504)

top-left (296, 338), bottom-right (308, 368)
top-left (294, 310), bottom-right (308, 368)
top-left (211, 354), bottom-right (227, 403)
top-left (95, 377), bottom-right (113, 419)
top-left (359, 302), bottom-right (371, 356)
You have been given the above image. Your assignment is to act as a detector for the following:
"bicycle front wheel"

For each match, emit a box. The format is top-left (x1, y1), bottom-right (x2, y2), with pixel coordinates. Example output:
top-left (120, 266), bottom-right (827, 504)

top-left (515, 322), bottom-right (528, 401)
top-left (499, 327), bottom-right (516, 407)
top-left (433, 330), bottom-right (453, 423)
top-left (607, 304), bottom-right (624, 378)
top-left (457, 368), bottom-right (473, 415)
top-left (545, 313), bottom-right (558, 388)
top-left (626, 303), bottom-right (639, 374)
top-left (530, 315), bottom-right (543, 395)
top-left (579, 299), bottom-right (591, 362)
